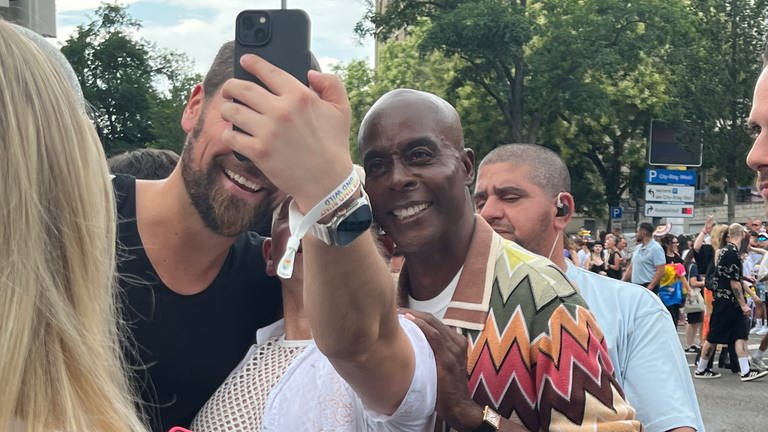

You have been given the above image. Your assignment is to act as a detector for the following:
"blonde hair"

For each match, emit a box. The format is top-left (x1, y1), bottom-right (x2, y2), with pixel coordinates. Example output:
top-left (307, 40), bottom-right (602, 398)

top-left (0, 20), bottom-right (146, 432)
top-left (710, 223), bottom-right (729, 250)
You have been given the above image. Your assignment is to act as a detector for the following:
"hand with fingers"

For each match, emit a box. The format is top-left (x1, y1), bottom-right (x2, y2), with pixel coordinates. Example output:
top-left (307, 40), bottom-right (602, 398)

top-left (402, 309), bottom-right (527, 432)
top-left (220, 54), bottom-right (353, 213)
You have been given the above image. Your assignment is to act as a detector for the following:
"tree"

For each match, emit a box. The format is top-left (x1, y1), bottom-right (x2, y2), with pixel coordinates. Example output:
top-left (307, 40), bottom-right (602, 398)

top-left (357, 0), bottom-right (693, 217)
top-left (669, 0), bottom-right (768, 220)
top-left (61, 2), bottom-right (200, 155)
top-left (336, 21), bottom-right (505, 163)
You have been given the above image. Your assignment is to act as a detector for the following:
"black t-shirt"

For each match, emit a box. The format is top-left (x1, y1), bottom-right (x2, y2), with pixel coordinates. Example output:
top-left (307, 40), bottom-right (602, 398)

top-left (113, 176), bottom-right (282, 431)
top-left (606, 250), bottom-right (622, 279)
top-left (715, 243), bottom-right (742, 303)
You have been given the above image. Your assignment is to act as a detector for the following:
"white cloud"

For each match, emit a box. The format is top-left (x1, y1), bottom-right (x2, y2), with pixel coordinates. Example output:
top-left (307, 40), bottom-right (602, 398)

top-left (57, 0), bottom-right (141, 13)
top-left (56, 0), bottom-right (374, 74)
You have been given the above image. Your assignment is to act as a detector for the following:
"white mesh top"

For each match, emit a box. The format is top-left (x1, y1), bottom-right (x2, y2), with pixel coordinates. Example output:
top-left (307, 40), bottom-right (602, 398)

top-left (190, 316), bottom-right (437, 431)
top-left (191, 335), bottom-right (309, 432)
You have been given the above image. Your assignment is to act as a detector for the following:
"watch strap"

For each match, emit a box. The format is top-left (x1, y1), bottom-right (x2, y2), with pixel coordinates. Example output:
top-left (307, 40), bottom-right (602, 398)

top-left (309, 188), bottom-right (371, 247)
top-left (277, 168), bottom-right (361, 279)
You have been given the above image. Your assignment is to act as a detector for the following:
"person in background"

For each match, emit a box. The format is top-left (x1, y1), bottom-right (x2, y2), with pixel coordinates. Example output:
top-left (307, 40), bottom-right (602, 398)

top-left (660, 233), bottom-right (686, 325)
top-left (108, 148), bottom-right (180, 180)
top-left (683, 250), bottom-right (706, 353)
top-left (679, 234), bottom-right (693, 260)
top-left (475, 144), bottom-right (703, 432)
top-left (563, 235), bottom-right (580, 266)
top-left (576, 231), bottom-right (591, 268)
top-left (474, 143), bottom-right (702, 431)
top-left (0, 19), bottom-right (147, 432)
top-left (605, 233), bottom-right (623, 279)
top-left (585, 240), bottom-right (607, 275)
top-left (571, 236), bottom-right (586, 266)
top-left (623, 222), bottom-right (666, 293)
top-left (744, 230), bottom-right (768, 335)
top-left (694, 224), bottom-right (768, 381)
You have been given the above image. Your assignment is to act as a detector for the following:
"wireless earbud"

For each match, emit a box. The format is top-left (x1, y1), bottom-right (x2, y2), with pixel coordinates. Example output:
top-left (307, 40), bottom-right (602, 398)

top-left (555, 192), bottom-right (570, 217)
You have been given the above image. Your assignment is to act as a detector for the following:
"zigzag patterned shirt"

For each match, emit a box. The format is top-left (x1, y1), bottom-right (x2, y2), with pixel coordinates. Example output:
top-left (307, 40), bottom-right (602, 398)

top-left (400, 217), bottom-right (641, 431)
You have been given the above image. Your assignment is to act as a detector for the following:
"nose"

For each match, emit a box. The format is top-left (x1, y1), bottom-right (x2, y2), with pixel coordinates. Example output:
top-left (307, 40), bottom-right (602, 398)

top-left (387, 159), bottom-right (417, 191)
top-left (478, 196), bottom-right (503, 222)
top-left (747, 133), bottom-right (768, 172)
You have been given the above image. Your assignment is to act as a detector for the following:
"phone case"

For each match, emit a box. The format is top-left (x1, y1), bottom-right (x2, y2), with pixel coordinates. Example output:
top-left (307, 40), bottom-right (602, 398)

top-left (234, 9), bottom-right (311, 87)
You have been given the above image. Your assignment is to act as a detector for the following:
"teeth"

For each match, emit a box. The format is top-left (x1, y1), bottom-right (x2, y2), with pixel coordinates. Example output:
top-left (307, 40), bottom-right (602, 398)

top-left (393, 203), bottom-right (429, 219)
top-left (225, 168), bottom-right (261, 192)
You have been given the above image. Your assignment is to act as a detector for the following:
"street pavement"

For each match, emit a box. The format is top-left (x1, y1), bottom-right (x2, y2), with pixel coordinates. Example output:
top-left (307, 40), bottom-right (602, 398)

top-left (677, 326), bottom-right (767, 431)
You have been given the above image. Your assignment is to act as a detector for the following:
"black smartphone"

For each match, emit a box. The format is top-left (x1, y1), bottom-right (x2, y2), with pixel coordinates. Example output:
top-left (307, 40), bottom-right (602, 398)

top-left (232, 9), bottom-right (311, 160)
top-left (234, 9), bottom-right (311, 87)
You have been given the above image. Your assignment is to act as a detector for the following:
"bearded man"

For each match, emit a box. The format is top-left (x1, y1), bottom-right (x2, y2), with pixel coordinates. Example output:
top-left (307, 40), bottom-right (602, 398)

top-left (114, 42), bottom-right (286, 431)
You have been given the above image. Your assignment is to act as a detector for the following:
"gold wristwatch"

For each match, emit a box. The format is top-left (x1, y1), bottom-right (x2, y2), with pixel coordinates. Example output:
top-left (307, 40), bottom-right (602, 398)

top-left (473, 405), bottom-right (501, 431)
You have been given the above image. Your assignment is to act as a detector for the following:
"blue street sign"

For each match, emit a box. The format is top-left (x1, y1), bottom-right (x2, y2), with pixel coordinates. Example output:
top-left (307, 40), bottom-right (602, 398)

top-left (646, 168), bottom-right (697, 186)
top-left (610, 207), bottom-right (622, 220)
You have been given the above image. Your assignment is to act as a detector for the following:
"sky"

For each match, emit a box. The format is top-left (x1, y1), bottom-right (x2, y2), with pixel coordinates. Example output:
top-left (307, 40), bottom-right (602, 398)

top-left (55, 0), bottom-right (375, 74)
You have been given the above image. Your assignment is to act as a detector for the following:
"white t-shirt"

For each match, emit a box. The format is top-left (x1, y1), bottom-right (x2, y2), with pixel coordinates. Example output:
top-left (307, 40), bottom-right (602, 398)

top-left (407, 267), bottom-right (462, 320)
top-left (193, 316), bottom-right (437, 431)
top-left (566, 262), bottom-right (704, 432)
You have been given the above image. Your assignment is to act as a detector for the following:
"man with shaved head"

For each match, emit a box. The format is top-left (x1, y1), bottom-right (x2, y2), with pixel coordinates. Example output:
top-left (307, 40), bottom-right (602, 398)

top-left (359, 89), bottom-right (640, 432)
top-left (475, 144), bottom-right (703, 432)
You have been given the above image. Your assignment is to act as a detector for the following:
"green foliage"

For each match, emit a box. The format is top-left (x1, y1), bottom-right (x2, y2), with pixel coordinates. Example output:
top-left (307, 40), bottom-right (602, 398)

top-left (336, 22), bottom-right (505, 163)
top-left (669, 0), bottom-right (768, 218)
top-left (355, 0), bottom-right (693, 216)
top-left (354, 0), bottom-right (767, 218)
top-left (61, 2), bottom-right (199, 155)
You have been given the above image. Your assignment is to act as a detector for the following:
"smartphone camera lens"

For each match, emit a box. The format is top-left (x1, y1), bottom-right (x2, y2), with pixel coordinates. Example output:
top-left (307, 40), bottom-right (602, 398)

top-left (242, 15), bottom-right (255, 31)
top-left (253, 28), bottom-right (268, 44)
top-left (239, 12), bottom-right (270, 45)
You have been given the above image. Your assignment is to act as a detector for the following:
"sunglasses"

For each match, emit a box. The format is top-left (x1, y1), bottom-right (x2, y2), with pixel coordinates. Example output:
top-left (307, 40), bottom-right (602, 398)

top-left (758, 235), bottom-right (768, 242)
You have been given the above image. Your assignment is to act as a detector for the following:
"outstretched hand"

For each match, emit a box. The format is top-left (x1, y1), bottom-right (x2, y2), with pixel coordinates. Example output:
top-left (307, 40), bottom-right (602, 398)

top-left (220, 54), bottom-right (353, 213)
top-left (402, 309), bottom-right (481, 430)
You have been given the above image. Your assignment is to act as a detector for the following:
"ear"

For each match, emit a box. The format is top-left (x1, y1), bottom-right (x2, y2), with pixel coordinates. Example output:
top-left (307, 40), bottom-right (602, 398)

top-left (554, 192), bottom-right (575, 231)
top-left (461, 148), bottom-right (475, 186)
top-left (181, 83), bottom-right (205, 134)
top-left (263, 238), bottom-right (277, 277)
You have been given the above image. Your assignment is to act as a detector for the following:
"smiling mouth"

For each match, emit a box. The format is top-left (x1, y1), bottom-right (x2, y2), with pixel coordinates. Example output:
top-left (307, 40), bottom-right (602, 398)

top-left (224, 168), bottom-right (263, 193)
top-left (392, 203), bottom-right (432, 220)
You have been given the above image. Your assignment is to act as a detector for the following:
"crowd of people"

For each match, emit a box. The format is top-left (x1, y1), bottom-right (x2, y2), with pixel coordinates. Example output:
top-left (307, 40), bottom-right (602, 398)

top-left (8, 11), bottom-right (768, 432)
top-left (566, 215), bottom-right (768, 382)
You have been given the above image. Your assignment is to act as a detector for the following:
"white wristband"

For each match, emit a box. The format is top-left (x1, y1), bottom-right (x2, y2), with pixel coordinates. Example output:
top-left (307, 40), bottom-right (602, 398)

top-left (277, 168), bottom-right (361, 279)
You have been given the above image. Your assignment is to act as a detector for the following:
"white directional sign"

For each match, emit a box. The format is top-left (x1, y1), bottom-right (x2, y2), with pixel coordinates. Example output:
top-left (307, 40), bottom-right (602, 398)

top-left (645, 185), bottom-right (695, 203)
top-left (644, 203), bottom-right (694, 218)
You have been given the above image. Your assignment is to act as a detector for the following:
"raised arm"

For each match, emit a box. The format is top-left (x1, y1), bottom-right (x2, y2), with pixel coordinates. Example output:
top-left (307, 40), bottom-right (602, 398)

top-left (693, 215), bottom-right (714, 252)
top-left (221, 54), bottom-right (433, 416)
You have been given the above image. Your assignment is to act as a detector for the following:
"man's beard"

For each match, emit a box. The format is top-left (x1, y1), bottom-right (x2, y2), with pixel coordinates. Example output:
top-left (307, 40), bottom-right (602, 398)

top-left (180, 116), bottom-right (274, 237)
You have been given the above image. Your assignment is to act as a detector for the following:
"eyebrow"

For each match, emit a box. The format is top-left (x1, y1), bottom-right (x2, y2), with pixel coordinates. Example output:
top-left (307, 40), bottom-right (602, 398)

top-left (494, 185), bottom-right (528, 196)
top-left (362, 137), bottom-right (441, 162)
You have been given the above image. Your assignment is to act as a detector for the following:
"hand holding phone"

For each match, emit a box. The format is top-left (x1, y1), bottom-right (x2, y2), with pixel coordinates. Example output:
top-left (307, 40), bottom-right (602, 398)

top-left (232, 9), bottom-right (311, 161)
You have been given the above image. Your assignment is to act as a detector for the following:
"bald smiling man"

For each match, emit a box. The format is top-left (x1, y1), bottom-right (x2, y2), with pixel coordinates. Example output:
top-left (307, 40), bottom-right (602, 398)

top-left (358, 89), bottom-right (641, 432)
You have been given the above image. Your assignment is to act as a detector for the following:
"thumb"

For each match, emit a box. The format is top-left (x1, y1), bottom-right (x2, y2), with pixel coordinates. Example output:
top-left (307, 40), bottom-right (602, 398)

top-left (308, 70), bottom-right (350, 108)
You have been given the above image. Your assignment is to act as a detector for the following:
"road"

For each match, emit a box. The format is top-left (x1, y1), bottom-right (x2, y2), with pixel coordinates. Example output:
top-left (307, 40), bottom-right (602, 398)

top-left (677, 327), bottom-right (767, 431)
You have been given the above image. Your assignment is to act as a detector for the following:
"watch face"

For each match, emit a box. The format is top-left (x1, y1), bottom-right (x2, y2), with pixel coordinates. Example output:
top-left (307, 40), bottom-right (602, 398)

top-left (335, 203), bottom-right (373, 246)
top-left (486, 409), bottom-right (501, 428)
